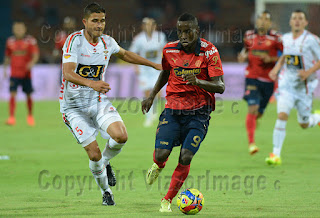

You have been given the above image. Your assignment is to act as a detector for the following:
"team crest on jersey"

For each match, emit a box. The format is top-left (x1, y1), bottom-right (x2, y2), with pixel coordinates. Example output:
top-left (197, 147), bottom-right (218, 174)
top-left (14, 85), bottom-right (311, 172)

top-left (76, 64), bottom-right (105, 80)
top-left (93, 48), bottom-right (97, 53)
top-left (183, 60), bottom-right (189, 67)
top-left (173, 67), bottom-right (201, 77)
top-left (285, 55), bottom-right (304, 69)
top-left (64, 54), bottom-right (71, 59)
top-left (195, 60), bottom-right (202, 68)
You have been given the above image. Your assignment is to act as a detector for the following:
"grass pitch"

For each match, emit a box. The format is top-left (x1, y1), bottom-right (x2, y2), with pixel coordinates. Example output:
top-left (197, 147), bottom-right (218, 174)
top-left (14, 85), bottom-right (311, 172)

top-left (0, 99), bottom-right (320, 217)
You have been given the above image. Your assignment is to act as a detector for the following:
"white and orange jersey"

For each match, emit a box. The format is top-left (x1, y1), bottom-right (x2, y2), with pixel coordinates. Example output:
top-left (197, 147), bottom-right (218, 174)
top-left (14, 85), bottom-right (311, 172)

top-left (59, 29), bottom-right (120, 112)
top-left (280, 30), bottom-right (320, 90)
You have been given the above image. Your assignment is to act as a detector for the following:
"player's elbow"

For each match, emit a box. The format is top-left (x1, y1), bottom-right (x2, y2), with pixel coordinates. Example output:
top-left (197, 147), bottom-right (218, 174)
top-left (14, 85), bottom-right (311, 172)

top-left (62, 70), bottom-right (72, 82)
top-left (213, 84), bottom-right (225, 94)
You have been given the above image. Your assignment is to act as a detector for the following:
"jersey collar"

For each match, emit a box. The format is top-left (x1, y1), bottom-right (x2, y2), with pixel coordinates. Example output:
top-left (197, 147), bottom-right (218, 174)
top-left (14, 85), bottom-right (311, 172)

top-left (254, 28), bottom-right (271, 36)
top-left (177, 38), bottom-right (201, 55)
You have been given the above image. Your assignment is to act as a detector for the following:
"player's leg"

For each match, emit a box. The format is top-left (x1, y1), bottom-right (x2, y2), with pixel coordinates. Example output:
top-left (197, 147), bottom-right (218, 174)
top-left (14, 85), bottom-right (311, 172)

top-left (6, 78), bottom-right (19, 125)
top-left (22, 78), bottom-right (35, 126)
top-left (62, 111), bottom-right (114, 205)
top-left (266, 89), bottom-right (294, 165)
top-left (257, 80), bottom-right (274, 119)
top-left (160, 110), bottom-right (209, 212)
top-left (146, 109), bottom-right (180, 186)
top-left (243, 78), bottom-right (260, 154)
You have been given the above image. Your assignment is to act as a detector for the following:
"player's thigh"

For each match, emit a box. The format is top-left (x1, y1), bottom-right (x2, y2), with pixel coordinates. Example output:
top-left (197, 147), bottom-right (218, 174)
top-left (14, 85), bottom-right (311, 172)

top-left (296, 92), bottom-right (313, 124)
top-left (22, 78), bottom-right (33, 94)
top-left (258, 81), bottom-right (274, 114)
top-left (243, 78), bottom-right (261, 106)
top-left (62, 111), bottom-right (97, 147)
top-left (155, 109), bottom-right (181, 151)
top-left (276, 89), bottom-right (295, 116)
top-left (9, 77), bottom-right (21, 93)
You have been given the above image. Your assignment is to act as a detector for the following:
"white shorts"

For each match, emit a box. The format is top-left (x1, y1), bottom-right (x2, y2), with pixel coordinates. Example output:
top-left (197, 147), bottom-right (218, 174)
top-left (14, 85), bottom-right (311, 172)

top-left (62, 99), bottom-right (123, 147)
top-left (138, 68), bottom-right (160, 91)
top-left (277, 79), bottom-right (318, 123)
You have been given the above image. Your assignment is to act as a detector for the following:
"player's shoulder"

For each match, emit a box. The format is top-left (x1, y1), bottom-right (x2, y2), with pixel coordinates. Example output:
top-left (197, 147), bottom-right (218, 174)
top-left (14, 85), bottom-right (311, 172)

top-left (25, 35), bottom-right (38, 44)
top-left (163, 40), bottom-right (179, 49)
top-left (66, 30), bottom-right (83, 42)
top-left (132, 32), bottom-right (144, 41)
top-left (6, 36), bottom-right (16, 44)
top-left (200, 38), bottom-right (216, 50)
top-left (101, 34), bottom-right (119, 46)
top-left (244, 29), bottom-right (256, 39)
top-left (306, 31), bottom-right (320, 44)
top-left (282, 32), bottom-right (291, 39)
top-left (269, 30), bottom-right (282, 38)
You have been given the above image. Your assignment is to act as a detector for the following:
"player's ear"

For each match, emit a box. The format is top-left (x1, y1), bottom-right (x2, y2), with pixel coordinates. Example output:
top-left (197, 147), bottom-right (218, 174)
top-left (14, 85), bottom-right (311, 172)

top-left (82, 18), bottom-right (87, 27)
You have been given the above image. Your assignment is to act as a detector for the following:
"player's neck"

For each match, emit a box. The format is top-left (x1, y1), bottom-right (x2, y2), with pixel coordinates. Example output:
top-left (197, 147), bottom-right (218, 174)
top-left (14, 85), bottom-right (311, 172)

top-left (84, 29), bottom-right (99, 44)
top-left (257, 29), bottom-right (267, 36)
top-left (292, 29), bottom-right (305, 39)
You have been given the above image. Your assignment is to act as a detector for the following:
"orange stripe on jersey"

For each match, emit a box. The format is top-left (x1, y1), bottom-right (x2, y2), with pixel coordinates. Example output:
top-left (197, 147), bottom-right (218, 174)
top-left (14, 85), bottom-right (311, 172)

top-left (66, 32), bottom-right (81, 53)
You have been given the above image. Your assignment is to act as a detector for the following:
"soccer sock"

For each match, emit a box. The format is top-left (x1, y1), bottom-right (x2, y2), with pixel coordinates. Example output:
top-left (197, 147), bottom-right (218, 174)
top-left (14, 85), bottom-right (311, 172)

top-left (102, 138), bottom-right (124, 166)
top-left (164, 163), bottom-right (190, 202)
top-left (153, 150), bottom-right (167, 168)
top-left (246, 113), bottom-right (257, 144)
top-left (27, 96), bottom-right (33, 115)
top-left (308, 113), bottom-right (320, 127)
top-left (272, 119), bottom-right (287, 156)
top-left (9, 96), bottom-right (16, 117)
top-left (89, 158), bottom-right (111, 194)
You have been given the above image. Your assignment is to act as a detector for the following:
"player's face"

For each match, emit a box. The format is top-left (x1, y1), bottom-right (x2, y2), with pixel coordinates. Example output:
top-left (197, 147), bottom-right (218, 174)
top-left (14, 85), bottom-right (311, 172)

top-left (290, 12), bottom-right (308, 32)
top-left (13, 23), bottom-right (26, 39)
top-left (143, 19), bottom-right (156, 35)
top-left (83, 13), bottom-right (106, 38)
top-left (177, 21), bottom-right (199, 49)
top-left (256, 13), bottom-right (271, 31)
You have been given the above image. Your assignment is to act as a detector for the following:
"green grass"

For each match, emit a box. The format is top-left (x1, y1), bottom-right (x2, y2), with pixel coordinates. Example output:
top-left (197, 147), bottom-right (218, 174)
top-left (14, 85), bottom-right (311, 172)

top-left (0, 99), bottom-right (320, 217)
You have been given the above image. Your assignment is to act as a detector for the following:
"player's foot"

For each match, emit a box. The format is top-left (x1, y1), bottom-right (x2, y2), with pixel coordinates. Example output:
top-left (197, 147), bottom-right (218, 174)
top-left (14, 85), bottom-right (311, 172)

top-left (146, 163), bottom-right (163, 185)
top-left (265, 153), bottom-right (282, 165)
top-left (106, 163), bottom-right (116, 186)
top-left (102, 191), bottom-right (115, 206)
top-left (159, 198), bottom-right (172, 212)
top-left (27, 115), bottom-right (35, 126)
top-left (5, 116), bottom-right (16, 126)
top-left (248, 143), bottom-right (259, 155)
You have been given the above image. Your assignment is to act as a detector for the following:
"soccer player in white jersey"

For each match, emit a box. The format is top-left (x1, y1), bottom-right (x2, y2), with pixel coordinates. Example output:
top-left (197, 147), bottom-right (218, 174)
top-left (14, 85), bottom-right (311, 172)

top-left (266, 10), bottom-right (320, 165)
top-left (130, 18), bottom-right (167, 127)
top-left (60, 3), bottom-right (161, 205)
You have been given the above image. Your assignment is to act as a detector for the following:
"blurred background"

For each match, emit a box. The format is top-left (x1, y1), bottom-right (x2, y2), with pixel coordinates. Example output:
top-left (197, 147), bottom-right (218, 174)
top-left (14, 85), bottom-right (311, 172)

top-left (0, 0), bottom-right (320, 101)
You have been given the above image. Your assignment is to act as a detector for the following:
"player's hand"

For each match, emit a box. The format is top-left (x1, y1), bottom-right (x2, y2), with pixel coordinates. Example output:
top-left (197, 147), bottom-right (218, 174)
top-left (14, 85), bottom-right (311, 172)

top-left (26, 62), bottom-right (33, 71)
top-left (182, 73), bottom-right (198, 85)
top-left (260, 54), bottom-right (272, 63)
top-left (268, 68), bottom-right (278, 81)
top-left (153, 63), bottom-right (162, 71)
top-left (3, 69), bottom-right (7, 79)
top-left (298, 70), bottom-right (310, 81)
top-left (89, 81), bottom-right (111, 94)
top-left (237, 52), bottom-right (247, 63)
top-left (141, 96), bottom-right (154, 114)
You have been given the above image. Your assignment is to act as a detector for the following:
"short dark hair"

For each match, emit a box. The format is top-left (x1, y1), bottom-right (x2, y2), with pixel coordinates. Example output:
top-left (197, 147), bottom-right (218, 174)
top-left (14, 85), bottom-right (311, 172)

top-left (84, 2), bottom-right (105, 19)
top-left (292, 9), bottom-right (308, 20)
top-left (177, 13), bottom-right (198, 26)
top-left (259, 10), bottom-right (271, 20)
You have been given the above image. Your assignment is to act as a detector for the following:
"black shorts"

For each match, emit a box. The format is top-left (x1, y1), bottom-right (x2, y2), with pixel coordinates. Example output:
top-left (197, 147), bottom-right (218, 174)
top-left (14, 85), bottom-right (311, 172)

top-left (155, 106), bottom-right (211, 154)
top-left (243, 78), bottom-right (274, 114)
top-left (9, 77), bottom-right (33, 94)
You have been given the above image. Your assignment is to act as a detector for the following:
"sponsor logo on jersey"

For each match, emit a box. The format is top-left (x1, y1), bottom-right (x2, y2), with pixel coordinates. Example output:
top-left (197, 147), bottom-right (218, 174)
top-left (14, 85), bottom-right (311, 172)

top-left (285, 55), bottom-right (304, 70)
top-left (81, 53), bottom-right (90, 57)
top-left (171, 58), bottom-right (178, 64)
top-left (201, 41), bottom-right (208, 48)
top-left (64, 54), bottom-right (71, 59)
top-left (76, 64), bottom-right (105, 80)
top-left (173, 67), bottom-right (201, 77)
top-left (251, 50), bottom-right (268, 57)
top-left (205, 47), bottom-right (218, 58)
top-left (166, 49), bottom-right (180, 53)
top-left (160, 141), bottom-right (169, 145)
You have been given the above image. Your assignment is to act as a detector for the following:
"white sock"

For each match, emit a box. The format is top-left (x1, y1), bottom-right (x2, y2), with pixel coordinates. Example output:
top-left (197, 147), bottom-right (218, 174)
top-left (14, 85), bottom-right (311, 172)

top-left (308, 113), bottom-right (320, 128)
top-left (272, 119), bottom-right (287, 157)
top-left (89, 158), bottom-right (111, 194)
top-left (102, 138), bottom-right (124, 165)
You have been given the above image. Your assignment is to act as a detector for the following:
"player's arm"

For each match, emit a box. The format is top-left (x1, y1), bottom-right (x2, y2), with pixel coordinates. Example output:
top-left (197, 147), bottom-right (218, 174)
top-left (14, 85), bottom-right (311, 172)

top-left (3, 56), bottom-right (10, 78)
top-left (141, 69), bottom-right (170, 114)
top-left (237, 47), bottom-right (248, 63)
top-left (269, 55), bottom-right (285, 81)
top-left (115, 47), bottom-right (162, 71)
top-left (298, 60), bottom-right (320, 81)
top-left (182, 74), bottom-right (225, 94)
top-left (26, 52), bottom-right (39, 70)
top-left (62, 62), bottom-right (111, 94)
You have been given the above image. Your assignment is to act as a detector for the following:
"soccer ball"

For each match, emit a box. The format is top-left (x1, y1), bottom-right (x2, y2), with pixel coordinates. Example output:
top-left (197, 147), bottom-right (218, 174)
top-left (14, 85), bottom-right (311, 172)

top-left (177, 188), bottom-right (204, 215)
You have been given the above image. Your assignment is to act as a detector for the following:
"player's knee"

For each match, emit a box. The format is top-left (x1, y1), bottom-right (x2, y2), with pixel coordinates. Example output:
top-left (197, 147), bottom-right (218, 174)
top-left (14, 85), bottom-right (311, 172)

top-left (112, 132), bottom-right (128, 144)
top-left (155, 149), bottom-right (170, 162)
top-left (278, 112), bottom-right (289, 121)
top-left (87, 151), bottom-right (102, 161)
top-left (299, 123), bottom-right (309, 129)
top-left (179, 154), bottom-right (193, 165)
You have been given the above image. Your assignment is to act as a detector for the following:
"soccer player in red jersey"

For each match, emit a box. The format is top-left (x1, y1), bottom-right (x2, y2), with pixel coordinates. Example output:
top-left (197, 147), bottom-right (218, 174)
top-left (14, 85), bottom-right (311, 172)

top-left (3, 21), bottom-right (39, 126)
top-left (238, 11), bottom-right (283, 155)
top-left (141, 13), bottom-right (225, 212)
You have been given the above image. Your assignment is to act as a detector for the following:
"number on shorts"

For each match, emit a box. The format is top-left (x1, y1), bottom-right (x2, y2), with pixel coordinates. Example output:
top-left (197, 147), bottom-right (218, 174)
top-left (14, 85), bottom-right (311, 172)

top-left (75, 127), bottom-right (83, 135)
top-left (191, 136), bottom-right (201, 147)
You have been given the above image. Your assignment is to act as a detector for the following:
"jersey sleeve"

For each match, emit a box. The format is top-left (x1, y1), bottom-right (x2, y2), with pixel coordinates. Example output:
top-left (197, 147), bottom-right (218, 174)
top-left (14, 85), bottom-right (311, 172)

top-left (276, 34), bottom-right (283, 52)
top-left (129, 35), bottom-right (140, 53)
top-left (28, 37), bottom-right (39, 55)
top-left (4, 39), bottom-right (11, 57)
top-left (109, 37), bottom-right (120, 54)
top-left (207, 46), bottom-right (224, 77)
top-left (62, 33), bottom-right (81, 63)
top-left (310, 35), bottom-right (320, 60)
top-left (161, 48), bottom-right (171, 71)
